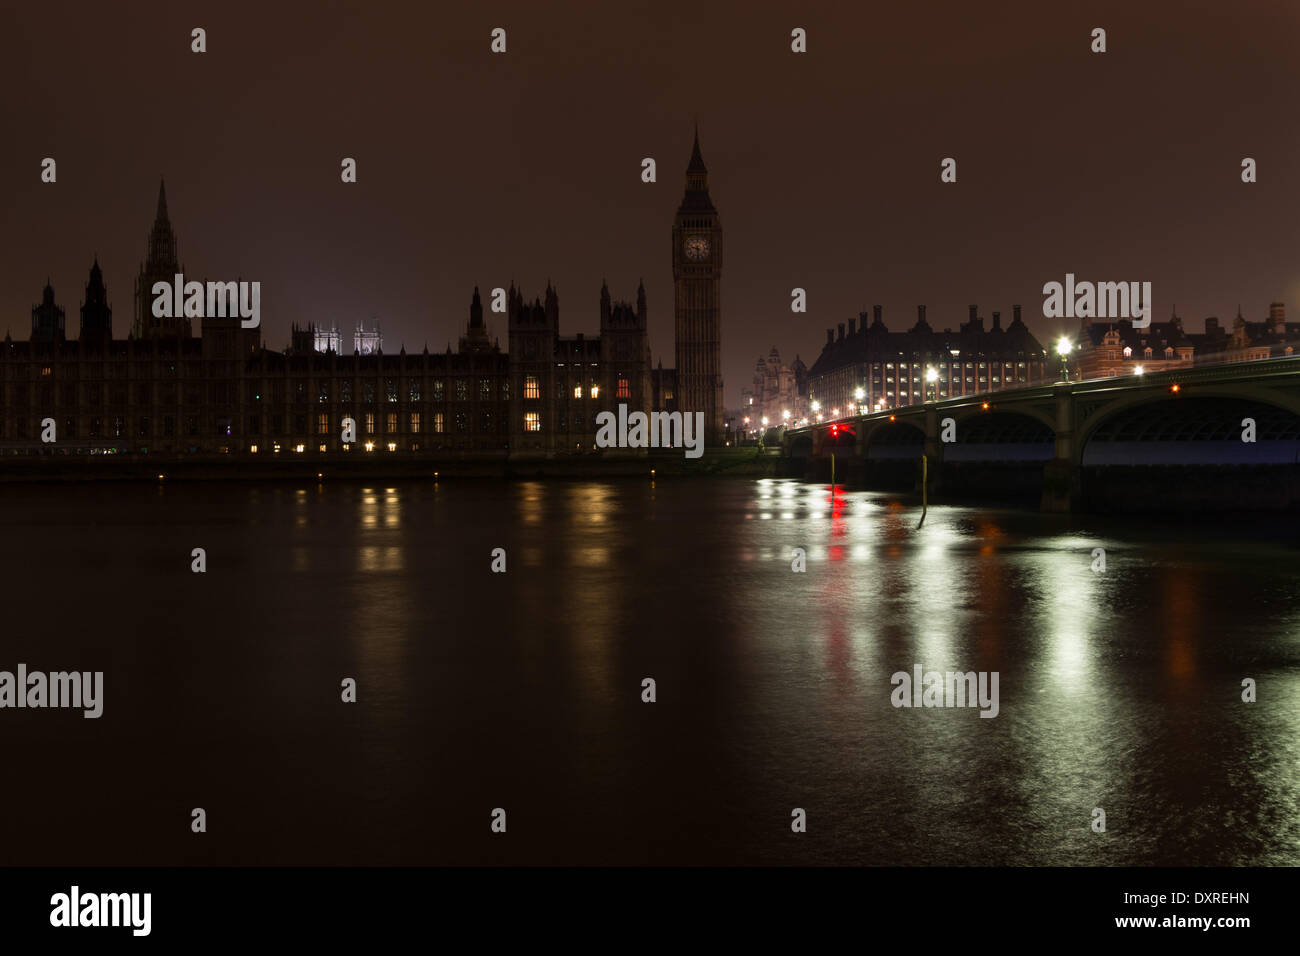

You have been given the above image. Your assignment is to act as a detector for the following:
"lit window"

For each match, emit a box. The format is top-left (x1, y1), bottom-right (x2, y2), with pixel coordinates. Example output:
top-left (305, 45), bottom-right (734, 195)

top-left (386, 413), bottom-right (397, 433)
top-left (409, 412), bottom-right (421, 433)
top-left (617, 377), bottom-right (630, 399)
top-left (365, 412), bottom-right (375, 435)
top-left (525, 376), bottom-right (540, 399)
top-left (574, 385), bottom-right (583, 399)
top-left (433, 412), bottom-right (444, 433)
top-left (525, 412), bottom-right (541, 432)
top-left (590, 384), bottom-right (599, 399)
top-left (317, 413), bottom-right (329, 435)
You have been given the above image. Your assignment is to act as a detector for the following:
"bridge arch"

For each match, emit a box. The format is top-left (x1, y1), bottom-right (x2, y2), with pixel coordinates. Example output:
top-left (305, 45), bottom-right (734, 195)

top-left (948, 403), bottom-right (1057, 434)
top-left (1078, 391), bottom-right (1300, 466)
top-left (863, 419), bottom-right (925, 459)
top-left (943, 409), bottom-right (1056, 462)
top-left (788, 433), bottom-right (814, 459)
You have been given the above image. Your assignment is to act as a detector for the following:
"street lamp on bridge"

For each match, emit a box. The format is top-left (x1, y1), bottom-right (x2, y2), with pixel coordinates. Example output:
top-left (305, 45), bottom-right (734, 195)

top-left (1056, 337), bottom-right (1073, 382)
top-left (925, 365), bottom-right (938, 403)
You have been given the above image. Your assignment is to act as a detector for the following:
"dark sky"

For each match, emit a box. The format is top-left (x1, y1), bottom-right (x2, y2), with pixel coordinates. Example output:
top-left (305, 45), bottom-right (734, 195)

top-left (3, 0), bottom-right (1299, 403)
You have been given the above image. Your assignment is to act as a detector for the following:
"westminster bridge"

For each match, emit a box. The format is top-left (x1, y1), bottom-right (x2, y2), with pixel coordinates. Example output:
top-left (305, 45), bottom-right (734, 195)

top-left (781, 356), bottom-right (1300, 512)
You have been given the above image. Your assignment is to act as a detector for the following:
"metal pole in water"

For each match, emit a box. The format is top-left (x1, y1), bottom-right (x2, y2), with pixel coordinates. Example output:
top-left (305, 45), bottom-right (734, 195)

top-left (831, 452), bottom-right (835, 491)
top-left (917, 454), bottom-right (928, 528)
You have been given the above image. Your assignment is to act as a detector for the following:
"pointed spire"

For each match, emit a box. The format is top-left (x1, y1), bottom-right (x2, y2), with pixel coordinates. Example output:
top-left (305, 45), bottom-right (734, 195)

top-left (687, 123), bottom-right (707, 175)
top-left (156, 178), bottom-right (169, 223)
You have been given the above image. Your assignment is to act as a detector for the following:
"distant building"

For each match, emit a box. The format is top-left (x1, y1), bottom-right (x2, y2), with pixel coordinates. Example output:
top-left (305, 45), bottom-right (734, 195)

top-left (354, 322), bottom-right (381, 355)
top-left (1189, 303), bottom-right (1299, 365)
top-left (805, 304), bottom-right (1048, 417)
top-left (739, 346), bottom-right (807, 431)
top-left (315, 323), bottom-right (342, 354)
top-left (1077, 311), bottom-right (1194, 378)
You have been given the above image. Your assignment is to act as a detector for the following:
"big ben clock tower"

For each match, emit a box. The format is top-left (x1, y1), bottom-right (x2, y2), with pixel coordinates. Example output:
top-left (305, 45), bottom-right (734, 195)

top-left (672, 126), bottom-right (724, 445)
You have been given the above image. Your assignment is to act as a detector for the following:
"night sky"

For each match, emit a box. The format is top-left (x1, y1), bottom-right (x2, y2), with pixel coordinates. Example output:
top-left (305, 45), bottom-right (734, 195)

top-left (2, 0), bottom-right (1298, 403)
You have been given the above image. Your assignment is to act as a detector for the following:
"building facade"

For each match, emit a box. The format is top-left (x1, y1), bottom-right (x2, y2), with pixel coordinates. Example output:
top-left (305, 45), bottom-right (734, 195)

top-left (739, 347), bottom-right (807, 432)
top-left (1190, 303), bottom-right (1298, 365)
top-left (805, 304), bottom-right (1048, 417)
top-left (1077, 312), bottom-right (1195, 378)
top-left (1076, 304), bottom-right (1299, 378)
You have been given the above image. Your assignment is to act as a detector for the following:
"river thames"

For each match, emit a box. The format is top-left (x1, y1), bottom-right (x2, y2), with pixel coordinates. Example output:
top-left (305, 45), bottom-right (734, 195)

top-left (3, 478), bottom-right (1298, 865)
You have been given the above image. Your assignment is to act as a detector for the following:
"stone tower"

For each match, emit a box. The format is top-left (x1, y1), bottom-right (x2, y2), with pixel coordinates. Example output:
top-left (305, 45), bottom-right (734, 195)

top-left (672, 126), bottom-right (724, 445)
top-left (79, 259), bottom-right (112, 346)
top-left (134, 179), bottom-right (188, 338)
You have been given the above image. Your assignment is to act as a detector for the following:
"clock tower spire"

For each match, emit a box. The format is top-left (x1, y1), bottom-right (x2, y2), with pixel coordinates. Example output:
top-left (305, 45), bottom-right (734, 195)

top-left (672, 125), bottom-right (724, 445)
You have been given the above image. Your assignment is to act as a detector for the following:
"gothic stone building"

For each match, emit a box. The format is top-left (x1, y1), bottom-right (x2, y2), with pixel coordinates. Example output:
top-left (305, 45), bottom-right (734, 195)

top-left (740, 347), bottom-right (807, 432)
top-left (1, 135), bottom-right (724, 458)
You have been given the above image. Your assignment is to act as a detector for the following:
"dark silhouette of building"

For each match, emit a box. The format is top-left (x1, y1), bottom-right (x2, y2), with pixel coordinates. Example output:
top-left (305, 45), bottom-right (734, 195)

top-left (80, 260), bottom-right (112, 348)
top-left (133, 180), bottom-right (187, 339)
top-left (31, 281), bottom-right (65, 344)
top-left (0, 134), bottom-right (718, 457)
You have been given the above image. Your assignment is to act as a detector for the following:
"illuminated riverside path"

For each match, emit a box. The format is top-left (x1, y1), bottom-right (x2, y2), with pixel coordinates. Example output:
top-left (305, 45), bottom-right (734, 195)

top-left (2, 477), bottom-right (1300, 866)
top-left (784, 356), bottom-right (1300, 511)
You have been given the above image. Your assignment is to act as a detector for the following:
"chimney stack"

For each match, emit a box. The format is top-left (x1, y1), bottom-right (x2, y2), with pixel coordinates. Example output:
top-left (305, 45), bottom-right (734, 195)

top-left (1271, 302), bottom-right (1286, 334)
top-left (917, 304), bottom-right (927, 325)
top-left (1013, 304), bottom-right (1022, 325)
top-left (873, 305), bottom-right (882, 324)
top-left (992, 311), bottom-right (1001, 330)
top-left (826, 328), bottom-right (834, 346)
top-left (837, 323), bottom-right (845, 341)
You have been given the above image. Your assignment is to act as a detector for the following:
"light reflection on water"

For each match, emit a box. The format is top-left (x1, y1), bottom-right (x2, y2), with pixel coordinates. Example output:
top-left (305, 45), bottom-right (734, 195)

top-left (1, 477), bottom-right (1298, 865)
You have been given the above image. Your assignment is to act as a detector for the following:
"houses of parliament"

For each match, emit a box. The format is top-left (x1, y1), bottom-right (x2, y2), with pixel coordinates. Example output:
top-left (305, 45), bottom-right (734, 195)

top-left (0, 134), bottom-right (726, 458)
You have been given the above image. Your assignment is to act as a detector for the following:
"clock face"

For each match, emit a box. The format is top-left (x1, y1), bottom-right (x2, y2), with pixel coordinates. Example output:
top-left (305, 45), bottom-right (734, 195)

top-left (684, 236), bottom-right (710, 261)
